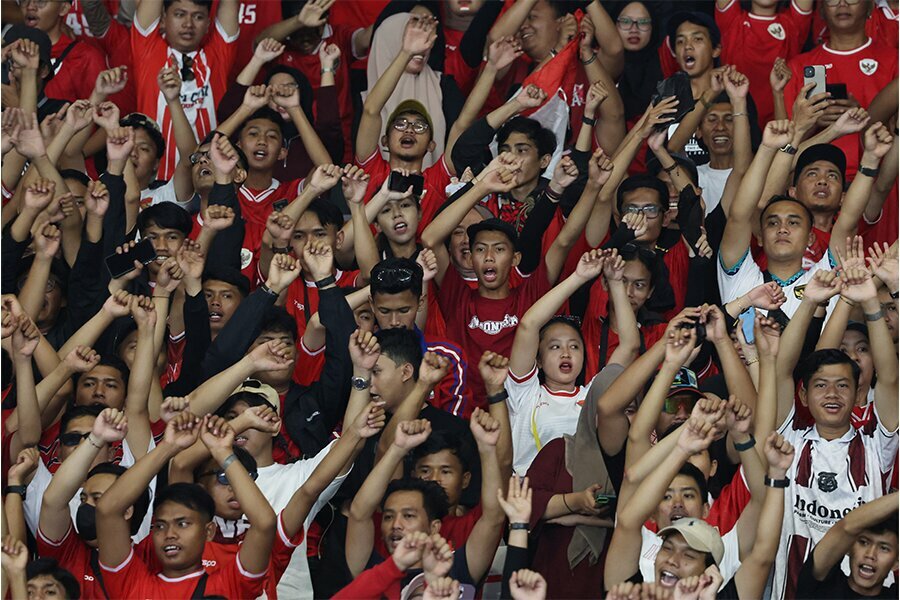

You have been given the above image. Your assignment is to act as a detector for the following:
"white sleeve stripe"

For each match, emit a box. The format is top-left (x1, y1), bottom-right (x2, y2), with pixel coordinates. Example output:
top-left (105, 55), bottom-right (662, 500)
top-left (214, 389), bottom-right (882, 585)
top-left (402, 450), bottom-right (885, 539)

top-left (214, 19), bottom-right (239, 44)
top-left (509, 363), bottom-right (538, 384)
top-left (99, 547), bottom-right (134, 573)
top-left (235, 553), bottom-right (268, 579)
top-left (717, 0), bottom-right (736, 12)
top-left (134, 17), bottom-right (160, 37)
top-left (36, 523), bottom-right (72, 547)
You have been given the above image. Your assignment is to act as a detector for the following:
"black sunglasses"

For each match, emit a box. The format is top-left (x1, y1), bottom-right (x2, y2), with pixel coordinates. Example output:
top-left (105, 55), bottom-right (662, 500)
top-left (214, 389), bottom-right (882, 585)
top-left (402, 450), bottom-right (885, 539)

top-left (181, 54), bottom-right (195, 82)
top-left (60, 432), bottom-right (91, 447)
top-left (198, 470), bottom-right (259, 486)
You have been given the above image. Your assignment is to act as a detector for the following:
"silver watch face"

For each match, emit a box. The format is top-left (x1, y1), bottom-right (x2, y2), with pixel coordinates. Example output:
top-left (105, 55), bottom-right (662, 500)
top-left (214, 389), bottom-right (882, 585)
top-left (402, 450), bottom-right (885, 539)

top-left (351, 377), bottom-right (369, 390)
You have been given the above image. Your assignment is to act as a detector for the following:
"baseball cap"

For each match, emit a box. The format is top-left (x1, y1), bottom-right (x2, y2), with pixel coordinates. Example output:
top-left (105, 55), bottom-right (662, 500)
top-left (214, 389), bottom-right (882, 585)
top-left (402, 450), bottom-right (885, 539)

top-left (668, 367), bottom-right (703, 399)
top-left (793, 144), bottom-right (846, 186)
top-left (2, 24), bottom-right (52, 72)
top-left (386, 99), bottom-right (434, 137)
top-left (667, 11), bottom-right (721, 49)
top-left (466, 217), bottom-right (519, 251)
top-left (230, 380), bottom-right (280, 416)
top-left (658, 518), bottom-right (725, 565)
top-left (120, 113), bottom-right (166, 158)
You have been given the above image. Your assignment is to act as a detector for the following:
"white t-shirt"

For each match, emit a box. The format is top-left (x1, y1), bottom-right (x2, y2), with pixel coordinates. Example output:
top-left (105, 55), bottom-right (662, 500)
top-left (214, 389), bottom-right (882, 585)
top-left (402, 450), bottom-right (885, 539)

top-left (717, 247), bottom-right (837, 319)
top-left (504, 364), bottom-right (588, 476)
top-left (140, 179), bottom-right (197, 212)
top-left (639, 523), bottom-right (741, 587)
top-left (697, 164), bottom-right (732, 216)
top-left (772, 406), bottom-right (898, 599)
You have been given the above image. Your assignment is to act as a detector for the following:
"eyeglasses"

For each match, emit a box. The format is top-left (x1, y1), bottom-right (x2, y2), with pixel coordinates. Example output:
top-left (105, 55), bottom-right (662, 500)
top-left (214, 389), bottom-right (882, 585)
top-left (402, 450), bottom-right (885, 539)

top-left (392, 118), bottom-right (429, 134)
top-left (189, 150), bottom-right (210, 165)
top-left (823, 0), bottom-right (860, 5)
top-left (663, 396), bottom-right (699, 415)
top-left (181, 54), bottom-right (195, 82)
top-left (616, 16), bottom-right (652, 31)
top-left (60, 431), bottom-right (91, 447)
top-left (623, 205), bottom-right (662, 218)
top-left (372, 267), bottom-right (415, 287)
top-left (198, 469), bottom-right (259, 486)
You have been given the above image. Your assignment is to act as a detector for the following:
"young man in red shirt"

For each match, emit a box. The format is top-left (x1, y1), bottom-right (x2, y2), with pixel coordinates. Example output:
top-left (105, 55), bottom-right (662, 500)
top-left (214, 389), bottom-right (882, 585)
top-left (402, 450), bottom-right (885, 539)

top-left (20, 0), bottom-right (106, 103)
top-left (96, 413), bottom-right (276, 599)
top-left (132, 0), bottom-right (239, 179)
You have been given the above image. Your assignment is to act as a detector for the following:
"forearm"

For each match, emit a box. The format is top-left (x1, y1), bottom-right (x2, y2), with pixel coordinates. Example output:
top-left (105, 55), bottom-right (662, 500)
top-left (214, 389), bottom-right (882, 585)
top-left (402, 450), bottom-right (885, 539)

top-left (587, 0), bottom-right (624, 79)
top-left (621, 424), bottom-right (683, 505)
top-left (124, 329), bottom-right (155, 455)
top-left (101, 443), bottom-right (178, 515)
top-left (288, 106), bottom-right (331, 167)
top-left (377, 382), bottom-right (430, 455)
top-left (421, 182), bottom-right (488, 247)
top-left (11, 356), bottom-right (40, 448)
top-left (485, 100), bottom-right (523, 131)
top-left (212, 446), bottom-right (275, 526)
top-left (714, 338), bottom-right (756, 412)
top-left (236, 56), bottom-right (267, 86)
top-left (351, 202), bottom-right (380, 281)
top-left (541, 492), bottom-right (582, 520)
top-left (488, 0), bottom-right (537, 42)
top-left (732, 146), bottom-right (777, 221)
top-left (772, 90), bottom-right (787, 120)
top-left (731, 100), bottom-right (752, 173)
top-left (816, 298), bottom-right (851, 350)
top-left (189, 355), bottom-right (256, 415)
top-left (628, 361), bottom-right (679, 448)
top-left (44, 436), bottom-right (104, 510)
top-left (19, 257), bottom-right (52, 321)
top-left (668, 95), bottom-right (710, 153)
top-left (167, 99), bottom-right (198, 163)
top-left (18, 70), bottom-right (38, 115)
top-left (58, 309), bottom-right (114, 358)
top-left (621, 445), bottom-right (691, 528)
top-left (351, 444), bottom-right (407, 520)
top-left (81, 0), bottom-right (112, 35)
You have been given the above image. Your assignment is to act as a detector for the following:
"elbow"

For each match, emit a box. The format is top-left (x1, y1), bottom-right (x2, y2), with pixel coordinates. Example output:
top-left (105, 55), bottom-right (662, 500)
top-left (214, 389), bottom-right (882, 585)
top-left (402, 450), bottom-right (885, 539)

top-left (254, 506), bottom-right (278, 534)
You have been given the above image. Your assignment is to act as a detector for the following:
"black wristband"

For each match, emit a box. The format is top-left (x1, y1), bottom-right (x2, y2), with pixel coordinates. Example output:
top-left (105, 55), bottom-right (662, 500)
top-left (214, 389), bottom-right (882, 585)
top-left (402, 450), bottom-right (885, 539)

top-left (764, 476), bottom-right (789, 488)
top-left (487, 390), bottom-right (509, 405)
top-left (581, 115), bottom-right (597, 127)
top-left (5, 485), bottom-right (26, 499)
top-left (733, 435), bottom-right (756, 452)
top-left (662, 163), bottom-right (678, 174)
top-left (315, 275), bottom-right (336, 289)
top-left (858, 166), bottom-right (879, 178)
top-left (259, 283), bottom-right (278, 297)
top-left (271, 246), bottom-right (290, 255)
top-left (509, 522), bottom-right (529, 531)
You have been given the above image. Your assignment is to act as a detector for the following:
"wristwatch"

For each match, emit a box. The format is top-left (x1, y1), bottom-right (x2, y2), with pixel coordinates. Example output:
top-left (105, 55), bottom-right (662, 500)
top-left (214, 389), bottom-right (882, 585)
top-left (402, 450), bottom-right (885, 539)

top-left (858, 166), bottom-right (879, 178)
top-left (779, 143), bottom-right (798, 155)
top-left (351, 376), bottom-right (370, 391)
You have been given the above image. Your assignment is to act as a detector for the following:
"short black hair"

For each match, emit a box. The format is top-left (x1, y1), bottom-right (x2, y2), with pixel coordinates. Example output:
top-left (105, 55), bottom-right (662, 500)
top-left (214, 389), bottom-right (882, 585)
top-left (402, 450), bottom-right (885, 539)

top-left (137, 202), bottom-right (193, 237)
top-left (864, 513), bottom-right (899, 539)
top-left (59, 168), bottom-right (91, 188)
top-left (616, 174), bottom-right (669, 214)
top-left (154, 482), bottom-right (216, 523)
top-left (759, 195), bottom-right (814, 229)
top-left (798, 348), bottom-right (861, 390)
top-left (675, 462), bottom-right (710, 502)
top-left (282, 0), bottom-right (311, 20)
top-left (241, 107), bottom-right (286, 145)
top-left (197, 132), bottom-right (250, 172)
top-left (257, 306), bottom-right (298, 344)
top-left (375, 328), bottom-right (422, 380)
top-left (382, 477), bottom-right (450, 522)
top-left (266, 65), bottom-right (315, 123)
top-left (75, 355), bottom-right (130, 390)
top-left (27, 558), bottom-right (81, 600)
top-left (371, 257), bottom-right (424, 298)
top-left (163, 0), bottom-right (212, 11)
top-left (497, 116), bottom-right (557, 159)
top-left (619, 244), bottom-right (660, 291)
top-left (86, 463), bottom-right (151, 536)
top-left (59, 405), bottom-right (103, 436)
top-left (303, 197), bottom-right (344, 230)
top-left (407, 430), bottom-right (473, 476)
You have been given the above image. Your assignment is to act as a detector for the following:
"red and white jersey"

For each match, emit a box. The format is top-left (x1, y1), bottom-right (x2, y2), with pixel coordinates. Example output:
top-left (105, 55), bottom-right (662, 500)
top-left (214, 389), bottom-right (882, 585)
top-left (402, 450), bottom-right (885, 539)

top-left (237, 178), bottom-right (302, 284)
top-left (716, 0), bottom-right (813, 126)
top-left (773, 406), bottom-right (898, 599)
top-left (131, 18), bottom-right (238, 180)
top-left (64, 0), bottom-right (121, 38)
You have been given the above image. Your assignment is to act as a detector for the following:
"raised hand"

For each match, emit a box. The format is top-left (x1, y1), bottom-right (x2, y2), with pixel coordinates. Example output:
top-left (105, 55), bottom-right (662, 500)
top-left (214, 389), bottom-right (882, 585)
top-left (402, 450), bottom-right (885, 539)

top-left (352, 400), bottom-right (387, 438)
top-left (584, 80), bottom-right (608, 115)
top-left (23, 177), bottom-right (55, 213)
top-left (478, 351), bottom-right (509, 393)
top-left (237, 404), bottom-right (282, 435)
top-left (469, 407), bottom-right (500, 449)
top-left (84, 179), bottom-right (111, 218)
top-left (763, 431), bottom-right (795, 477)
top-left (497, 475), bottom-right (532, 523)
top-left (487, 35), bottom-right (522, 71)
top-left (14, 111), bottom-right (46, 159)
top-left (418, 351), bottom-right (451, 388)
top-left (203, 204), bottom-right (236, 232)
top-left (724, 395), bottom-right (752, 436)
top-left (513, 84), bottom-right (547, 110)
top-left (1, 107), bottom-right (22, 155)
top-left (307, 163), bottom-right (343, 195)
top-left (348, 329), bottom-right (381, 372)
top-left (830, 107), bottom-right (870, 138)
top-left (155, 257), bottom-right (184, 293)
top-left (34, 222), bottom-right (61, 258)
top-left (341, 164), bottom-right (371, 204)
top-left (11, 314), bottom-right (39, 357)
top-left (242, 84), bottom-right (270, 112)
top-left (319, 42), bottom-right (341, 71)
top-left (677, 416), bottom-right (717, 455)
top-left (723, 67), bottom-right (749, 100)
top-left (769, 57), bottom-right (791, 93)
top-left (393, 419), bottom-right (432, 451)
top-left (64, 345), bottom-right (101, 373)
top-left (94, 66), bottom-right (128, 96)
top-left (423, 577), bottom-right (460, 600)
top-left (691, 396), bottom-right (727, 432)
top-left (753, 313), bottom-right (781, 359)
top-left (549, 155), bottom-right (578, 193)
top-left (130, 295), bottom-right (157, 331)
top-left (746, 281), bottom-right (786, 311)
top-left (840, 265), bottom-right (878, 304)
top-left (422, 534), bottom-right (454, 580)
top-left (509, 569), bottom-right (548, 600)
top-left (270, 81), bottom-right (300, 110)
top-left (254, 37), bottom-right (286, 63)
top-left (0, 536), bottom-right (29, 575)
top-left (575, 248), bottom-right (606, 281)
top-left (602, 249), bottom-right (625, 282)
top-left (700, 304), bottom-right (728, 344)
top-left (392, 531), bottom-right (428, 571)
top-left (199, 415), bottom-right (236, 453)
top-left (176, 239), bottom-right (205, 281)
top-left (267, 253), bottom-right (301, 292)
top-left (296, 0), bottom-right (335, 28)
top-left (106, 127), bottom-right (135, 162)
top-left (92, 101), bottom-right (121, 132)
top-left (300, 239), bottom-right (335, 281)
top-left (637, 96), bottom-right (678, 137)
top-left (210, 132), bottom-right (240, 177)
top-left (867, 242), bottom-right (899, 292)
top-left (159, 396), bottom-right (190, 422)
top-left (402, 14), bottom-right (438, 57)
top-left (64, 99), bottom-right (94, 132)
top-left (863, 121), bottom-right (894, 160)
top-left (6, 447), bottom-right (40, 485)
top-left (157, 66), bottom-right (182, 103)
top-left (761, 119), bottom-right (794, 149)
top-left (93, 407), bottom-right (128, 443)
top-left (164, 411), bottom-right (202, 449)
top-left (417, 248), bottom-right (438, 282)
top-left (266, 210), bottom-right (295, 247)
top-left (802, 269), bottom-right (841, 304)
top-left (478, 164), bottom-right (519, 193)
top-left (248, 339), bottom-right (294, 372)
top-left (587, 148), bottom-right (614, 186)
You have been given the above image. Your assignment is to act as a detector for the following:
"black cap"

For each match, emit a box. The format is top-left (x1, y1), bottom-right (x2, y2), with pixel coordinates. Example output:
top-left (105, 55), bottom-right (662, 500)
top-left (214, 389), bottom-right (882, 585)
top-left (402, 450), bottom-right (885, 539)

top-left (793, 144), bottom-right (846, 185)
top-left (667, 11), bottom-right (721, 49)
top-left (466, 217), bottom-right (519, 251)
top-left (120, 113), bottom-right (166, 159)
top-left (2, 24), bottom-right (52, 72)
top-left (202, 265), bottom-right (250, 297)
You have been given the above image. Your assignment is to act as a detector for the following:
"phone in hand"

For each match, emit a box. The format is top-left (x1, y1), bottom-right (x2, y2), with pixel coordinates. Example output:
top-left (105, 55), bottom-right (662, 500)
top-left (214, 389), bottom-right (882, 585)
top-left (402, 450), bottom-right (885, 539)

top-left (826, 83), bottom-right (847, 100)
top-left (388, 171), bottom-right (425, 197)
top-left (594, 492), bottom-right (618, 513)
top-left (105, 239), bottom-right (157, 278)
top-left (739, 307), bottom-right (756, 345)
top-left (803, 65), bottom-right (827, 98)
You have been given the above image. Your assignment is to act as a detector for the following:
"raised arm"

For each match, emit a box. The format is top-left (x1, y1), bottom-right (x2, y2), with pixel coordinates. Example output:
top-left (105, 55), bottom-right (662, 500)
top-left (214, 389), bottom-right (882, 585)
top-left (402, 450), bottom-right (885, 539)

top-left (214, 0), bottom-right (239, 37)
top-left (123, 296), bottom-right (157, 460)
top-left (584, 0), bottom-right (624, 80)
top-left (254, 0), bottom-right (334, 46)
top-left (464, 409), bottom-right (506, 582)
top-left (158, 66), bottom-right (198, 206)
top-left (270, 72), bottom-right (332, 167)
top-left (344, 165), bottom-right (379, 281)
top-left (866, 131), bottom-right (898, 224)
top-left (8, 315), bottom-right (42, 455)
top-left (135, 0), bottom-right (161, 30)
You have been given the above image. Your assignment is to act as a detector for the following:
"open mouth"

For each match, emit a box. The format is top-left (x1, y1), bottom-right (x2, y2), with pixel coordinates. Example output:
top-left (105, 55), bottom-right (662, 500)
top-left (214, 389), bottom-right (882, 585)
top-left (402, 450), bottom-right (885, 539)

top-left (252, 149), bottom-right (268, 161)
top-left (658, 571), bottom-right (679, 587)
top-left (482, 267), bottom-right (498, 282)
top-left (392, 221), bottom-right (409, 235)
top-left (24, 15), bottom-right (39, 26)
top-left (712, 136), bottom-right (730, 146)
top-left (199, 167), bottom-right (212, 177)
top-left (399, 135), bottom-right (416, 149)
top-left (162, 544), bottom-right (182, 557)
top-left (823, 402), bottom-right (843, 414)
top-left (227, 498), bottom-right (241, 509)
top-left (627, 35), bottom-right (641, 44)
top-left (234, 435), bottom-right (248, 447)
top-left (209, 311), bottom-right (223, 323)
top-left (155, 254), bottom-right (169, 264)
top-left (682, 54), bottom-right (697, 70)
top-left (559, 361), bottom-right (573, 374)
top-left (857, 564), bottom-right (877, 579)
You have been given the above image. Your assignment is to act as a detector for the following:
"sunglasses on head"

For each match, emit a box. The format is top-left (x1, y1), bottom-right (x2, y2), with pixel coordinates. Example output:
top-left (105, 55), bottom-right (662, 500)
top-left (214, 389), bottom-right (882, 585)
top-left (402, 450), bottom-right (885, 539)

top-left (60, 431), bottom-right (91, 447)
top-left (373, 267), bottom-right (414, 287)
top-left (199, 470), bottom-right (259, 486)
top-left (663, 395), bottom-right (699, 415)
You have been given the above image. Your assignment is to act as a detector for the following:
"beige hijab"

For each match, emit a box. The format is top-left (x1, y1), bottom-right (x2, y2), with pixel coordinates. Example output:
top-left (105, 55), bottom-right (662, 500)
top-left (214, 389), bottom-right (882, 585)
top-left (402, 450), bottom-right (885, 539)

top-left (366, 12), bottom-right (446, 168)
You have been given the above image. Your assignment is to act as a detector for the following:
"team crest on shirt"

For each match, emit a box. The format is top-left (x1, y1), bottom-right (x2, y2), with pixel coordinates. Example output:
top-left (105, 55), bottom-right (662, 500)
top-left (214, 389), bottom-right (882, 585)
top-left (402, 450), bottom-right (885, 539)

top-left (767, 23), bottom-right (786, 40)
top-left (794, 284), bottom-right (806, 300)
top-left (240, 248), bottom-right (253, 270)
top-left (817, 471), bottom-right (838, 493)
top-left (859, 59), bottom-right (878, 75)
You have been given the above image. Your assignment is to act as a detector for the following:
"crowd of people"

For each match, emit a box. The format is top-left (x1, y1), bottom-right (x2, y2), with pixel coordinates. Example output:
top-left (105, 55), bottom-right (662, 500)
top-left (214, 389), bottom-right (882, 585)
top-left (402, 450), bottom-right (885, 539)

top-left (0, 0), bottom-right (898, 598)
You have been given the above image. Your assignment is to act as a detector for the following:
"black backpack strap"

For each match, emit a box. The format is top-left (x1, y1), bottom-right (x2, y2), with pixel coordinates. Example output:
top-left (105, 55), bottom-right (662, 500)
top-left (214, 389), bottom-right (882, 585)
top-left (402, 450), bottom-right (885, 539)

top-left (89, 548), bottom-right (111, 600)
top-left (190, 572), bottom-right (209, 599)
top-left (50, 40), bottom-right (79, 79)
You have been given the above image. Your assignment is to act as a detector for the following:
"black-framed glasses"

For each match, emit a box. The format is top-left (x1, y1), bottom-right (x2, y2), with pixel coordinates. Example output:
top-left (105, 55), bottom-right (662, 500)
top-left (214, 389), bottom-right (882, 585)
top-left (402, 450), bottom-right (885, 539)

top-left (181, 54), bottom-right (195, 82)
top-left (372, 267), bottom-right (415, 287)
top-left (392, 118), bottom-right (429, 134)
top-left (189, 150), bottom-right (210, 165)
top-left (616, 16), bottom-right (652, 31)
top-left (623, 205), bottom-right (662, 218)
top-left (60, 432), bottom-right (91, 447)
top-left (199, 470), bottom-right (259, 486)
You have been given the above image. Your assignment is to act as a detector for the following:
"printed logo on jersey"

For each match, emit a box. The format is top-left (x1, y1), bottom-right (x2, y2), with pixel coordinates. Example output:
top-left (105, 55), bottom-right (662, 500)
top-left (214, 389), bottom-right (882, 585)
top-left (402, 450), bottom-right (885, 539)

top-left (767, 23), bottom-right (786, 40)
top-left (467, 314), bottom-right (519, 335)
top-left (859, 59), bottom-right (878, 75)
top-left (793, 284), bottom-right (806, 300)
top-left (817, 471), bottom-right (838, 493)
top-left (240, 248), bottom-right (253, 270)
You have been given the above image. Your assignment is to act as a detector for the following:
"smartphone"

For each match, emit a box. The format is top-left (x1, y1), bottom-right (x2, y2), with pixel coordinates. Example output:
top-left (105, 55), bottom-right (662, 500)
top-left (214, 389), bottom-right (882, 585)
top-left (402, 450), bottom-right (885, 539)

top-left (105, 239), bottom-right (157, 278)
top-left (803, 65), bottom-right (827, 98)
top-left (594, 492), bottom-right (618, 512)
top-left (406, 173), bottom-right (425, 197)
top-left (739, 307), bottom-right (756, 345)
top-left (826, 83), bottom-right (848, 100)
top-left (273, 198), bottom-right (289, 212)
top-left (388, 172), bottom-right (425, 197)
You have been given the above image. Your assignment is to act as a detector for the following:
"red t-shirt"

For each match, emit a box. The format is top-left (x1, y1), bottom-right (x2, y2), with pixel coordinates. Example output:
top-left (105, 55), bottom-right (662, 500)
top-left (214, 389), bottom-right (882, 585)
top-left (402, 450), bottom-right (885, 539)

top-left (131, 17), bottom-right (237, 180)
top-left (275, 24), bottom-right (359, 164)
top-left (91, 19), bottom-right (137, 114)
top-left (784, 38), bottom-right (898, 179)
top-left (812, 5), bottom-right (899, 49)
top-left (437, 261), bottom-right (552, 409)
top-left (443, 27), bottom-right (479, 95)
top-left (207, 0), bottom-right (284, 82)
top-left (357, 151), bottom-right (453, 234)
top-left (237, 178), bottom-right (302, 285)
top-left (64, 0), bottom-right (120, 38)
top-left (44, 32), bottom-right (107, 103)
top-left (715, 0), bottom-right (813, 127)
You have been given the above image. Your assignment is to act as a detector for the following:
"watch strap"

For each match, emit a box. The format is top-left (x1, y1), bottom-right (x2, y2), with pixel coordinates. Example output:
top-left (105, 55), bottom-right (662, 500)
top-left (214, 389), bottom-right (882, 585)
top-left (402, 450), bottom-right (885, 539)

top-left (487, 390), bottom-right (509, 405)
top-left (779, 143), bottom-right (798, 155)
top-left (315, 275), bottom-right (337, 289)
top-left (858, 166), bottom-right (879, 178)
top-left (5, 485), bottom-right (26, 499)
top-left (764, 476), bottom-right (789, 488)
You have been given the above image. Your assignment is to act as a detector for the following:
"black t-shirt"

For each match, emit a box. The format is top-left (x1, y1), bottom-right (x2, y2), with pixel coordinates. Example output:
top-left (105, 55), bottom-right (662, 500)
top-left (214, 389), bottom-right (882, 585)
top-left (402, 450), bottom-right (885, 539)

top-left (796, 551), bottom-right (897, 599)
top-left (624, 570), bottom-right (739, 599)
